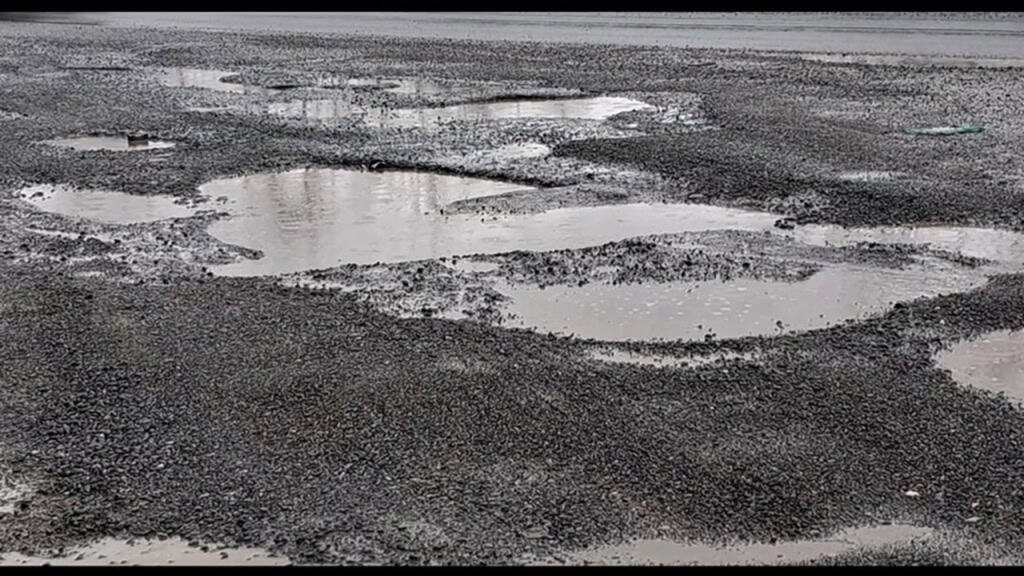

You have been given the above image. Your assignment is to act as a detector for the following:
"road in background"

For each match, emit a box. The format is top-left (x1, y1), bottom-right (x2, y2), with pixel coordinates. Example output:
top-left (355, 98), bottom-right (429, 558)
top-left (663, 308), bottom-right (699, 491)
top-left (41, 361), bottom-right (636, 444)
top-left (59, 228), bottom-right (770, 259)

top-left (99, 12), bottom-right (1024, 58)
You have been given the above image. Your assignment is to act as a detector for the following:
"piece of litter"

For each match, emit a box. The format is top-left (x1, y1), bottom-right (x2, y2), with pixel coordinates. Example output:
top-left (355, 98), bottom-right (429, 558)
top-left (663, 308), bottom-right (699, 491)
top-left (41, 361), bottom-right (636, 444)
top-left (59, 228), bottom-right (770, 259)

top-left (965, 516), bottom-right (982, 523)
top-left (904, 490), bottom-right (920, 498)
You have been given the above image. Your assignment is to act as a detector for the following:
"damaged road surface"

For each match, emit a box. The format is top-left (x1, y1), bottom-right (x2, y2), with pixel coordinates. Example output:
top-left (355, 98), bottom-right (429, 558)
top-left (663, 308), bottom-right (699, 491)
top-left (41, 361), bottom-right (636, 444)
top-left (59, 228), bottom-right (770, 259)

top-left (2, 12), bottom-right (1024, 567)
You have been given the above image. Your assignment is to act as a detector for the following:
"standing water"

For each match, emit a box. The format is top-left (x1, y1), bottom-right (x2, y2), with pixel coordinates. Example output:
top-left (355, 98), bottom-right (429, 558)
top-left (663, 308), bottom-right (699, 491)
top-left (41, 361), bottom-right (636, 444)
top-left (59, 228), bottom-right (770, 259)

top-left (40, 136), bottom-right (176, 152)
top-left (17, 184), bottom-right (196, 224)
top-left (199, 168), bottom-right (781, 275)
top-left (935, 330), bottom-right (1024, 403)
top-left (497, 263), bottom-right (985, 342)
top-left (261, 96), bottom-right (652, 126)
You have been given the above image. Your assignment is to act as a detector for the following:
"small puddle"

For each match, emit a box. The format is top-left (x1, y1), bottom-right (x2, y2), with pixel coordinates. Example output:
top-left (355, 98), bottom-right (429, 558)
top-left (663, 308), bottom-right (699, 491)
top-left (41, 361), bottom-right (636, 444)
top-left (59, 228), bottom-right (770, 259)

top-left (41, 136), bottom-right (176, 152)
top-left (0, 538), bottom-right (287, 566)
top-left (550, 524), bottom-right (933, 566)
top-left (497, 263), bottom-right (983, 342)
top-left (259, 96), bottom-right (652, 126)
top-left (415, 96), bottom-right (653, 122)
top-left (199, 168), bottom-right (780, 275)
top-left (156, 67), bottom-right (250, 93)
top-left (935, 329), bottom-right (1024, 403)
top-left (836, 170), bottom-right (904, 183)
top-left (588, 349), bottom-right (758, 368)
top-left (789, 224), bottom-right (1024, 267)
top-left (17, 184), bottom-right (196, 224)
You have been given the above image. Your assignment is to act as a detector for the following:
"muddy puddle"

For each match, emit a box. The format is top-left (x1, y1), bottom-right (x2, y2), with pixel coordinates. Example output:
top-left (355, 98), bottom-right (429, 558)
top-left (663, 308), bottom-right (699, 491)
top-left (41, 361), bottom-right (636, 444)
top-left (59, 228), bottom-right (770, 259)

top-left (535, 523), bottom-right (933, 566)
top-left (935, 330), bottom-right (1024, 403)
top-left (835, 170), bottom-right (905, 183)
top-left (157, 68), bottom-right (446, 96)
top-left (0, 538), bottom-right (288, 566)
top-left (40, 135), bottom-right (176, 152)
top-left (198, 168), bottom-right (1024, 275)
top-left (258, 95), bottom-right (653, 127)
top-left (496, 263), bottom-right (984, 342)
top-left (16, 165), bottom-right (1024, 344)
top-left (17, 184), bottom-right (196, 224)
top-left (588, 348), bottom-right (758, 368)
top-left (156, 67), bottom-right (252, 93)
top-left (787, 224), bottom-right (1024, 268)
top-left (199, 168), bottom-right (780, 275)
top-left (169, 167), bottom-right (1024, 342)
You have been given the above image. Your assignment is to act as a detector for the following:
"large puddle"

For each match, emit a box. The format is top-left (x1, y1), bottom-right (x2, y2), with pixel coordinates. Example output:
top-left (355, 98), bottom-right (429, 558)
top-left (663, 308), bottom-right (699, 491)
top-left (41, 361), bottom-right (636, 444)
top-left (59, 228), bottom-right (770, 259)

top-left (41, 136), bottom-right (176, 152)
top-left (200, 168), bottom-right (780, 275)
top-left (16, 167), bottom-right (1024, 343)
top-left (157, 68), bottom-right (445, 96)
top-left (259, 95), bottom-right (653, 126)
top-left (935, 330), bottom-right (1024, 403)
top-left (198, 169), bottom-right (1024, 273)
top-left (497, 263), bottom-right (984, 342)
top-left (17, 184), bottom-right (196, 224)
top-left (541, 523), bottom-right (933, 566)
top-left (0, 538), bottom-right (287, 566)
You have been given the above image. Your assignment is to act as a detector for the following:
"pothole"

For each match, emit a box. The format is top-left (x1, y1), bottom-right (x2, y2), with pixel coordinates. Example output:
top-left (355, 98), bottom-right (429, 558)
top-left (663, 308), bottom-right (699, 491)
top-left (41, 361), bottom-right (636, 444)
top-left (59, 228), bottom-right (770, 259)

top-left (155, 67), bottom-right (252, 93)
top-left (0, 538), bottom-right (288, 566)
top-left (494, 263), bottom-right (984, 342)
top-left (249, 95), bottom-right (653, 126)
top-left (835, 170), bottom-right (905, 182)
top-left (17, 184), bottom-right (197, 224)
top-left (40, 135), bottom-right (177, 152)
top-left (935, 329), bottom-right (1024, 403)
top-left (537, 523), bottom-right (934, 566)
top-left (198, 168), bottom-right (779, 275)
top-left (787, 224), bottom-right (1024, 267)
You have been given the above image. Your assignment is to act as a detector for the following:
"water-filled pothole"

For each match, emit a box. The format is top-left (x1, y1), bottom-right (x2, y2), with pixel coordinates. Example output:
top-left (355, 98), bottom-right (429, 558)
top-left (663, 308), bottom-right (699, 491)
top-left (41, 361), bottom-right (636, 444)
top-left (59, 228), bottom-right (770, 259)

top-left (16, 166), bottom-right (1024, 345)
top-left (540, 523), bottom-right (933, 566)
top-left (935, 330), bottom-right (1024, 403)
top-left (199, 168), bottom-right (1024, 275)
top-left (588, 348), bottom-right (758, 368)
top-left (199, 168), bottom-right (780, 275)
top-left (496, 263), bottom-right (984, 342)
top-left (788, 224), bottom-right (1024, 267)
top-left (0, 538), bottom-right (287, 566)
top-left (835, 170), bottom-right (904, 182)
top-left (156, 67), bottom-right (251, 93)
top-left (41, 135), bottom-right (176, 152)
top-left (256, 95), bottom-right (652, 126)
top-left (17, 184), bottom-right (196, 224)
